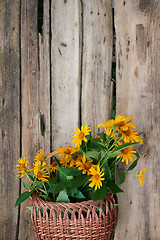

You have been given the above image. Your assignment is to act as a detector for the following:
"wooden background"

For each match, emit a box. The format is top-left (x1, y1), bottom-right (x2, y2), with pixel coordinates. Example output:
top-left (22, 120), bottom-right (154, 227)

top-left (0, 0), bottom-right (159, 239)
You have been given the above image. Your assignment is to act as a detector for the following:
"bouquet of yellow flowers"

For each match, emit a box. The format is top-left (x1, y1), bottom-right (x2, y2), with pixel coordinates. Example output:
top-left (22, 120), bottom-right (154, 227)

top-left (15, 115), bottom-right (146, 207)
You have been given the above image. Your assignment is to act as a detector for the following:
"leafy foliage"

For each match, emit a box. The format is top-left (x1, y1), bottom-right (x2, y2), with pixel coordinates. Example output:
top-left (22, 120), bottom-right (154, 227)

top-left (14, 116), bottom-right (145, 207)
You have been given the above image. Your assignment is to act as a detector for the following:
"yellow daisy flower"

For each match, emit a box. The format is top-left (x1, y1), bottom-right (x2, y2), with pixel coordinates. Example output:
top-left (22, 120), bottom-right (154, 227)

top-left (98, 119), bottom-right (115, 136)
top-left (114, 115), bottom-right (136, 131)
top-left (89, 165), bottom-right (105, 190)
top-left (56, 146), bottom-right (79, 158)
top-left (74, 154), bottom-right (83, 161)
top-left (76, 155), bottom-right (95, 175)
top-left (14, 157), bottom-right (29, 178)
top-left (71, 124), bottom-right (91, 147)
top-left (117, 146), bottom-right (137, 165)
top-left (59, 156), bottom-right (75, 168)
top-left (33, 159), bottom-right (46, 172)
top-left (121, 128), bottom-right (143, 144)
top-left (34, 149), bottom-right (45, 161)
top-left (48, 161), bottom-right (58, 172)
top-left (15, 156), bottom-right (28, 170)
top-left (138, 168), bottom-right (146, 186)
top-left (34, 168), bottom-right (50, 181)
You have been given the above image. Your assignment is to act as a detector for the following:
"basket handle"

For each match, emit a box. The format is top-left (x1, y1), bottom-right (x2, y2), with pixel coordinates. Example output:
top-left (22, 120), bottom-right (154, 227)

top-left (45, 151), bottom-right (58, 161)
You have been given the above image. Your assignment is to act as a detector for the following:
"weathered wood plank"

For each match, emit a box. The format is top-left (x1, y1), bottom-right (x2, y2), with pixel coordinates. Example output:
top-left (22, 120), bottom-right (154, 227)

top-left (0, 1), bottom-right (20, 239)
top-left (19, 1), bottom-right (50, 239)
top-left (114, 1), bottom-right (160, 239)
top-left (51, 0), bottom-right (81, 149)
top-left (39, 0), bottom-right (51, 153)
top-left (81, 0), bottom-right (113, 132)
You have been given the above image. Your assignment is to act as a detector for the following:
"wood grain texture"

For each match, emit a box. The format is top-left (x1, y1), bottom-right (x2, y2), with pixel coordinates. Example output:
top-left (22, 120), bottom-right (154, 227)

top-left (81, 0), bottom-right (113, 132)
top-left (19, 1), bottom-right (50, 239)
top-left (39, 0), bottom-right (51, 153)
top-left (51, 0), bottom-right (81, 150)
top-left (114, 1), bottom-right (160, 239)
top-left (0, 1), bottom-right (20, 239)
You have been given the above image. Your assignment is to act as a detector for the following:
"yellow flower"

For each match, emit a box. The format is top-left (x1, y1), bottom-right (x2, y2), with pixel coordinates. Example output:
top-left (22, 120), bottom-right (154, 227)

top-left (89, 165), bottom-right (105, 190)
top-left (74, 154), bottom-right (83, 161)
top-left (114, 115), bottom-right (136, 131)
top-left (138, 168), bottom-right (146, 186)
top-left (56, 146), bottom-right (79, 158)
top-left (34, 168), bottom-right (50, 181)
top-left (98, 119), bottom-right (115, 136)
top-left (15, 156), bottom-right (28, 170)
top-left (121, 128), bottom-right (143, 144)
top-left (71, 124), bottom-right (91, 147)
top-left (117, 146), bottom-right (137, 165)
top-left (76, 155), bottom-right (96, 175)
top-left (14, 157), bottom-right (29, 178)
top-left (93, 132), bottom-right (101, 139)
top-left (60, 156), bottom-right (75, 168)
top-left (48, 161), bottom-right (58, 172)
top-left (33, 160), bottom-right (46, 172)
top-left (34, 149), bottom-right (45, 161)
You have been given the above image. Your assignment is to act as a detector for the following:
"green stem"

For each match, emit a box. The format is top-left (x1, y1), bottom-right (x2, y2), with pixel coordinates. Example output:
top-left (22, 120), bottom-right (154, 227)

top-left (98, 150), bottom-right (109, 165)
top-left (110, 156), bottom-right (122, 168)
top-left (25, 172), bottom-right (34, 184)
top-left (43, 183), bottom-right (48, 195)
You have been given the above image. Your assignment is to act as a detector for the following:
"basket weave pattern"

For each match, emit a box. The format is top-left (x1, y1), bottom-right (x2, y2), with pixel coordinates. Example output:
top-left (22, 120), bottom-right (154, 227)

top-left (30, 193), bottom-right (117, 240)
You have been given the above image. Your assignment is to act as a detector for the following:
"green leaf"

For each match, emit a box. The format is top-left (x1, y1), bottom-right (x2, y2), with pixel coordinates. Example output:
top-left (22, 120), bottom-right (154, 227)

top-left (56, 167), bottom-right (82, 177)
top-left (59, 171), bottom-right (67, 181)
top-left (127, 159), bottom-right (138, 171)
top-left (97, 132), bottom-right (106, 142)
top-left (26, 206), bottom-right (33, 211)
top-left (27, 174), bottom-right (34, 182)
top-left (69, 174), bottom-right (90, 191)
top-left (56, 189), bottom-right (70, 202)
top-left (84, 150), bottom-right (100, 160)
top-left (74, 191), bottom-right (85, 199)
top-left (90, 184), bottom-right (108, 201)
top-left (117, 172), bottom-right (126, 186)
top-left (127, 152), bottom-right (140, 171)
top-left (114, 142), bottom-right (138, 152)
top-left (90, 138), bottom-right (107, 150)
top-left (105, 165), bottom-right (112, 179)
top-left (39, 194), bottom-right (48, 199)
top-left (68, 188), bottom-right (78, 197)
top-left (30, 181), bottom-right (43, 190)
top-left (15, 191), bottom-right (32, 207)
top-left (109, 150), bottom-right (120, 158)
top-left (22, 181), bottom-right (30, 190)
top-left (107, 181), bottom-right (124, 195)
top-left (39, 188), bottom-right (47, 194)
top-left (113, 203), bottom-right (118, 207)
top-left (48, 180), bottom-right (70, 195)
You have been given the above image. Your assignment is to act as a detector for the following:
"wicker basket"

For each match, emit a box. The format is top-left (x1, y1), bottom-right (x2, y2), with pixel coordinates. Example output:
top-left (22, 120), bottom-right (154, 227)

top-left (30, 151), bottom-right (117, 239)
top-left (30, 193), bottom-right (117, 240)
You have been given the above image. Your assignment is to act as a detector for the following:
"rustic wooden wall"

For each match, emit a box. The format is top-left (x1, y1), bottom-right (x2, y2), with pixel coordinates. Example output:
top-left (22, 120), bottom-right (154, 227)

top-left (51, 0), bottom-right (81, 150)
top-left (0, 0), bottom-right (113, 239)
top-left (0, 0), bottom-right (20, 239)
top-left (114, 0), bottom-right (160, 239)
top-left (1, 0), bottom-right (160, 239)
top-left (81, 0), bottom-right (113, 132)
